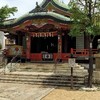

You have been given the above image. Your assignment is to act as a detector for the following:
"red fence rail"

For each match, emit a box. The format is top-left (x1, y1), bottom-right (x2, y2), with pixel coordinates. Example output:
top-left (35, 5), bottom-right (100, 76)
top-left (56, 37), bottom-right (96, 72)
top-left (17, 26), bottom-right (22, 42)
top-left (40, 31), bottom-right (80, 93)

top-left (70, 48), bottom-right (98, 57)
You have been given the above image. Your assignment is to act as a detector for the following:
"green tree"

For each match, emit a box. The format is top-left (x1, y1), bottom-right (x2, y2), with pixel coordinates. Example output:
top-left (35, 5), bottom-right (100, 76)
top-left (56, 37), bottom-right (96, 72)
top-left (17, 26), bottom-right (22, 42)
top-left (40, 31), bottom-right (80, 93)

top-left (0, 5), bottom-right (17, 24)
top-left (68, 0), bottom-right (100, 87)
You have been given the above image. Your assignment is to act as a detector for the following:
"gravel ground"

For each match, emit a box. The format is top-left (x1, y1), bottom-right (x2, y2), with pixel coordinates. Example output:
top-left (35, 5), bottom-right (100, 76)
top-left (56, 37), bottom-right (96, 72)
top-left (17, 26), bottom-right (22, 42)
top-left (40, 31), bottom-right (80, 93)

top-left (42, 88), bottom-right (100, 100)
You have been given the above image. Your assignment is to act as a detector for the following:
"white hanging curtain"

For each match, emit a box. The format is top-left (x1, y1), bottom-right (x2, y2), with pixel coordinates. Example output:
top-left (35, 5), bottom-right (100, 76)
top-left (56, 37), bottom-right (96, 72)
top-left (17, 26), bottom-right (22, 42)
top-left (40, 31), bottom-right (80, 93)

top-left (31, 31), bottom-right (57, 37)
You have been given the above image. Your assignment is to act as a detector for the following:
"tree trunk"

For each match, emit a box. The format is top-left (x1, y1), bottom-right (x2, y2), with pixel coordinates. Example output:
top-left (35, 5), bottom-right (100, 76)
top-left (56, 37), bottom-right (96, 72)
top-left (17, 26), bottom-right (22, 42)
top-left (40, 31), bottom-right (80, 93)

top-left (88, 0), bottom-right (94, 88)
top-left (88, 41), bottom-right (93, 88)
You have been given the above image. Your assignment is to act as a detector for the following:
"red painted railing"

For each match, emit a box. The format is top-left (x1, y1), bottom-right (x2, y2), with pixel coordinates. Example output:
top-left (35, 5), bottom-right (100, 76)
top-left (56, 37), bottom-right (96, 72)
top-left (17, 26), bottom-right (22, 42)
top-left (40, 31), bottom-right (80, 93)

top-left (28, 48), bottom-right (98, 61)
top-left (4, 46), bottom-right (98, 62)
top-left (70, 48), bottom-right (98, 57)
top-left (30, 53), bottom-right (42, 61)
top-left (30, 53), bottom-right (70, 62)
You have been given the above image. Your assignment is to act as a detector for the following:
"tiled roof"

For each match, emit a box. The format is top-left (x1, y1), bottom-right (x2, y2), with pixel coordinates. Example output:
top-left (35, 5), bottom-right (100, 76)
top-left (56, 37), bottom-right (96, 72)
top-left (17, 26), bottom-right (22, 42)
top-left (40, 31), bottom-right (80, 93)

top-left (3, 12), bottom-right (71, 27)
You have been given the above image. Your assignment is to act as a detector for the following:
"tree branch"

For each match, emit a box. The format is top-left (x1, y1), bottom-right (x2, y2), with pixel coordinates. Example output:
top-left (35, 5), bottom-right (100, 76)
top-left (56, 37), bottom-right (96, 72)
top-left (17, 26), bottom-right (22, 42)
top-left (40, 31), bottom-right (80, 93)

top-left (84, 0), bottom-right (89, 11)
top-left (92, 0), bottom-right (97, 14)
top-left (78, 0), bottom-right (85, 7)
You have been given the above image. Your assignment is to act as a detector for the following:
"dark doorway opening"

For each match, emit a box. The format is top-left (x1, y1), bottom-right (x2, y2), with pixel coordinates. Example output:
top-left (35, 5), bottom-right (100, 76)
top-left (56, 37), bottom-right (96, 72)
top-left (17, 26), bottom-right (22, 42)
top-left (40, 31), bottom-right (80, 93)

top-left (31, 36), bottom-right (58, 53)
top-left (62, 34), bottom-right (76, 53)
top-left (93, 35), bottom-right (100, 49)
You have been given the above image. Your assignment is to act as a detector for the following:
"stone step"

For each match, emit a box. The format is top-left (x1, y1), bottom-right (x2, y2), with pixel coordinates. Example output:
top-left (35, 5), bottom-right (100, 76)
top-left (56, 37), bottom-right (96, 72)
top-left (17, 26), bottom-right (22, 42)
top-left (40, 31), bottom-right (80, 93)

top-left (16, 68), bottom-right (85, 72)
top-left (0, 79), bottom-right (85, 86)
top-left (15, 63), bottom-right (82, 67)
top-left (0, 73), bottom-right (87, 79)
top-left (15, 65), bottom-right (85, 70)
top-left (0, 80), bottom-right (85, 87)
top-left (0, 73), bottom-right (87, 87)
top-left (4, 62), bottom-right (88, 76)
top-left (0, 76), bottom-right (86, 83)
top-left (18, 65), bottom-right (81, 68)
top-left (2, 62), bottom-right (88, 87)
top-left (16, 68), bottom-right (88, 74)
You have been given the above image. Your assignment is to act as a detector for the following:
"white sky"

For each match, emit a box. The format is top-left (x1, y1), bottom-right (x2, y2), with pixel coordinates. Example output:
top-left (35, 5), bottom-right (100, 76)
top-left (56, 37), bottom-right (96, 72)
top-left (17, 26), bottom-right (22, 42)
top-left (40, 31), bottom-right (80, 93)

top-left (0, 0), bottom-right (70, 18)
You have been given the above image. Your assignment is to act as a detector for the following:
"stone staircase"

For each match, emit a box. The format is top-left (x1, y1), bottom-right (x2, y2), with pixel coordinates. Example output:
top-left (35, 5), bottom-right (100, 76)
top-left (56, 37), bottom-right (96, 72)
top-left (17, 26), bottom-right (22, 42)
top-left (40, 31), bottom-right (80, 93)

top-left (0, 63), bottom-right (88, 87)
top-left (14, 63), bottom-right (88, 75)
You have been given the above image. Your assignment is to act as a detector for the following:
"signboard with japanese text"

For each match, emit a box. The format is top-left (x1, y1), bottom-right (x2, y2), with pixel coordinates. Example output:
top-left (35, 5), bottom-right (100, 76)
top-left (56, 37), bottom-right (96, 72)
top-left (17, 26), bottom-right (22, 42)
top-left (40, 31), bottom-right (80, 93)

top-left (68, 58), bottom-right (75, 67)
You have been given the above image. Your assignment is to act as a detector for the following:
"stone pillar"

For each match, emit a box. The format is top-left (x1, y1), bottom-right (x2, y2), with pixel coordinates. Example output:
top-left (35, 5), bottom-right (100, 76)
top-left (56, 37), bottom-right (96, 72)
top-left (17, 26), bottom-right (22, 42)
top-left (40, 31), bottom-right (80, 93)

top-left (58, 34), bottom-right (62, 61)
top-left (63, 34), bottom-right (68, 53)
top-left (26, 34), bottom-right (31, 61)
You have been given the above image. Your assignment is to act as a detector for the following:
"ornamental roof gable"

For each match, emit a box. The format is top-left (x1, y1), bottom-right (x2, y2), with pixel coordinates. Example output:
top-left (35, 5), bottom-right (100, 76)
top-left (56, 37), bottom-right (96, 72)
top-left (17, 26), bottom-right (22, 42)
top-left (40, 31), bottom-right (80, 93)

top-left (29, 0), bottom-right (70, 17)
top-left (0, 0), bottom-right (71, 30)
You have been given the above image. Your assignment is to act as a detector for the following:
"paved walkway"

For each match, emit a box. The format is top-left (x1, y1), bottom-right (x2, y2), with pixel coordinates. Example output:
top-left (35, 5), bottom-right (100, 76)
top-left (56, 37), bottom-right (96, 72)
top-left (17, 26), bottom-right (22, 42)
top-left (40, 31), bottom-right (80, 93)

top-left (0, 83), bottom-right (54, 100)
top-left (42, 88), bottom-right (100, 100)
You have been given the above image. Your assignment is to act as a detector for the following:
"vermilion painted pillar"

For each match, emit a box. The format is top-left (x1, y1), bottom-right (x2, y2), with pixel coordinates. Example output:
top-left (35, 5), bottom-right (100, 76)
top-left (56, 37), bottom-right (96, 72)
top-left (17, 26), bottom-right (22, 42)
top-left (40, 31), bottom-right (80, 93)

top-left (26, 35), bottom-right (31, 60)
top-left (58, 34), bottom-right (62, 61)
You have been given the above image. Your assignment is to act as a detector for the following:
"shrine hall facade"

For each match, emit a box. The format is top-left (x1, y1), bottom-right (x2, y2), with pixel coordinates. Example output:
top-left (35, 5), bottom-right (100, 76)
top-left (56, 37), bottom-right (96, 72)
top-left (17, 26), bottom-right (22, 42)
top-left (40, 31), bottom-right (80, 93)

top-left (0, 0), bottom-right (98, 62)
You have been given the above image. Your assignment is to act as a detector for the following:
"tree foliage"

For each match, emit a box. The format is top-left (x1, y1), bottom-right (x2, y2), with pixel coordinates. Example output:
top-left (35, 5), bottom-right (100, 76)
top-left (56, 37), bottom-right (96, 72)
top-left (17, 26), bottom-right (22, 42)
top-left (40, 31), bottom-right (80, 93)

top-left (0, 5), bottom-right (17, 24)
top-left (68, 0), bottom-right (100, 38)
top-left (68, 0), bottom-right (100, 87)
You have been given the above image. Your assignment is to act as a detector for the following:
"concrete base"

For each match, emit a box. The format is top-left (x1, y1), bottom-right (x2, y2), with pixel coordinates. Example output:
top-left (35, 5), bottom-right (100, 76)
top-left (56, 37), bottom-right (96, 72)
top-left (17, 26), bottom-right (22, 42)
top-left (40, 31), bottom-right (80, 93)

top-left (94, 54), bottom-right (100, 70)
top-left (80, 86), bottom-right (98, 91)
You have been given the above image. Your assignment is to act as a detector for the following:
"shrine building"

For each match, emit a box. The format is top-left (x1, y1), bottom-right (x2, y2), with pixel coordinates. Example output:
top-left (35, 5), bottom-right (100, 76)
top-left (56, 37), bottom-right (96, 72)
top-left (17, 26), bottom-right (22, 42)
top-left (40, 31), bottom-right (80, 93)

top-left (0, 0), bottom-right (98, 62)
